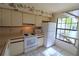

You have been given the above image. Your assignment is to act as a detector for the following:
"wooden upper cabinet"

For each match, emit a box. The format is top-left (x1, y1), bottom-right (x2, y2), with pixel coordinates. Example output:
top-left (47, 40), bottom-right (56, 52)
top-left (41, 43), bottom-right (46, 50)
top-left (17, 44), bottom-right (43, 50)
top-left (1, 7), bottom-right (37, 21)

top-left (11, 10), bottom-right (22, 26)
top-left (35, 16), bottom-right (42, 27)
top-left (2, 9), bottom-right (11, 26)
top-left (23, 13), bottom-right (35, 24)
top-left (42, 17), bottom-right (50, 21)
top-left (0, 8), bottom-right (2, 26)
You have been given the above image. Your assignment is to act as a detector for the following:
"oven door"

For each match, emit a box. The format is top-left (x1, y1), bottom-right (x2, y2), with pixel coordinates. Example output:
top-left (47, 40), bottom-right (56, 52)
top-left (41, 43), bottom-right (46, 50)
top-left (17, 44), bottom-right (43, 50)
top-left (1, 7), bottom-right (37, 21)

top-left (24, 36), bottom-right (38, 52)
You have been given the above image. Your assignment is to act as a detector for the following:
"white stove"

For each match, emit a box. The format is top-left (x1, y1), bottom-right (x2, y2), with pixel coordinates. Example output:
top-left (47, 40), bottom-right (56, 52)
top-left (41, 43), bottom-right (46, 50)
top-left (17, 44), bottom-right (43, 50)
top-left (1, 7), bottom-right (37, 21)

top-left (24, 35), bottom-right (38, 53)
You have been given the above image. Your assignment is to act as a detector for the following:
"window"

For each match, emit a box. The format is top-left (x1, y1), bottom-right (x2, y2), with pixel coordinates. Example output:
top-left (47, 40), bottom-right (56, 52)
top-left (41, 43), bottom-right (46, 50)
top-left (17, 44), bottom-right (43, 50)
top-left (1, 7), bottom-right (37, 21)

top-left (56, 17), bottom-right (78, 45)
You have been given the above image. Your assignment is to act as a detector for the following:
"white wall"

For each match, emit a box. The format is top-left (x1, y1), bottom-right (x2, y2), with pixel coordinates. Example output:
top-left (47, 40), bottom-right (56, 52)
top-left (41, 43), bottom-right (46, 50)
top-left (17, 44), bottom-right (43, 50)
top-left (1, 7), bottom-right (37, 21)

top-left (55, 39), bottom-right (77, 55)
top-left (76, 19), bottom-right (79, 55)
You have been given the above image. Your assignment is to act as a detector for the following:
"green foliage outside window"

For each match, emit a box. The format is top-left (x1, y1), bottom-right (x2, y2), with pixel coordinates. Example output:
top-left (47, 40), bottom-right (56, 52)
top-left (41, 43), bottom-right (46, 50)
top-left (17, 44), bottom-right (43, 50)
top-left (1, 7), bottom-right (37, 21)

top-left (65, 17), bottom-right (72, 29)
top-left (57, 16), bottom-right (78, 45)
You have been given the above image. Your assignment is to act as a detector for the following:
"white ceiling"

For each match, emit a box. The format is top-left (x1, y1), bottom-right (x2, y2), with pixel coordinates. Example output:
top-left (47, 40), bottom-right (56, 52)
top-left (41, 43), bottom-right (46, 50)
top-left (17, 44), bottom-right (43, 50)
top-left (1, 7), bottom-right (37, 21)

top-left (24, 3), bottom-right (79, 14)
top-left (0, 3), bottom-right (79, 14)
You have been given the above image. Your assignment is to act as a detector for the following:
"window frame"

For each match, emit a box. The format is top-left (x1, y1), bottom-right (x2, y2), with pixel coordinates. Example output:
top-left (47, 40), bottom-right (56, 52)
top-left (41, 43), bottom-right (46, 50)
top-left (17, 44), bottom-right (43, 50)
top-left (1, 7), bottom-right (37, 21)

top-left (56, 17), bottom-right (78, 46)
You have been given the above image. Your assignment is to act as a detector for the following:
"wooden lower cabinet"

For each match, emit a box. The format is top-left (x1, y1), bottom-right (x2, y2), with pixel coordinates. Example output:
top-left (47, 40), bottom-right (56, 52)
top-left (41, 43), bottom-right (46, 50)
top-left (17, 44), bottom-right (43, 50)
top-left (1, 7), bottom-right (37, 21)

top-left (9, 39), bottom-right (24, 56)
top-left (37, 37), bottom-right (44, 47)
top-left (4, 43), bottom-right (10, 56)
top-left (9, 37), bottom-right (44, 56)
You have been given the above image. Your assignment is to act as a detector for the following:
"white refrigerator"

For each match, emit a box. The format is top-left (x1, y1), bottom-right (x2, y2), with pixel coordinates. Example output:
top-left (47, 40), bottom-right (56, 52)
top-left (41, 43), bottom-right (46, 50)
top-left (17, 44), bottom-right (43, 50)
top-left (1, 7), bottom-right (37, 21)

top-left (42, 22), bottom-right (56, 47)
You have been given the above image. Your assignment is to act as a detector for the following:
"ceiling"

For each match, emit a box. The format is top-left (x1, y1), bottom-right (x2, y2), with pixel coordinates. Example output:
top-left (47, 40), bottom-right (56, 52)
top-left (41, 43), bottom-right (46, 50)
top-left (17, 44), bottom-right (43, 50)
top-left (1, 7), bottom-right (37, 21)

top-left (0, 3), bottom-right (79, 17)
top-left (0, 3), bottom-right (79, 13)
top-left (25, 3), bottom-right (79, 13)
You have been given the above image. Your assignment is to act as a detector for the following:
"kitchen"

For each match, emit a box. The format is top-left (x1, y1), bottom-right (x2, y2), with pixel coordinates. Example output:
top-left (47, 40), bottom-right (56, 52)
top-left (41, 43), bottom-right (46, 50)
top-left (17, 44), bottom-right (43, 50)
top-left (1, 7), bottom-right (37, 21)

top-left (0, 3), bottom-right (79, 56)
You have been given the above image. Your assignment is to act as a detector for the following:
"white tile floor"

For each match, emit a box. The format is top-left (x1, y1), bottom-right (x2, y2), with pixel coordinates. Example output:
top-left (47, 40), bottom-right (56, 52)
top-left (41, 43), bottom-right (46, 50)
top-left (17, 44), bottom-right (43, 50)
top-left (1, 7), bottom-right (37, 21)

top-left (20, 45), bottom-right (74, 56)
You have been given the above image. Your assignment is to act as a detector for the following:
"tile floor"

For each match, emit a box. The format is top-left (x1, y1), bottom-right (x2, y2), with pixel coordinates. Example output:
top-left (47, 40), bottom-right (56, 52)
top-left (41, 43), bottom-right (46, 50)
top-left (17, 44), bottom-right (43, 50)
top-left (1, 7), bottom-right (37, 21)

top-left (19, 45), bottom-right (74, 56)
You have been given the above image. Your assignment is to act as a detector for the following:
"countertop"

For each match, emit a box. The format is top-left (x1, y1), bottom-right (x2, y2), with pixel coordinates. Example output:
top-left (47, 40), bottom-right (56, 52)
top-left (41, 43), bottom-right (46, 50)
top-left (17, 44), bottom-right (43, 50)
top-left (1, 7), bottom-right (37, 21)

top-left (0, 34), bottom-right (44, 56)
top-left (0, 34), bottom-right (23, 56)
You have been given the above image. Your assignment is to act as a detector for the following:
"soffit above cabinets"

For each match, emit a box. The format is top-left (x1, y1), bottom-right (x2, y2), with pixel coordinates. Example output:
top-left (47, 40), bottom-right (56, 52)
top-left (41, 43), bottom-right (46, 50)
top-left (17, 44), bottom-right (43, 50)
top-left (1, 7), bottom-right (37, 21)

top-left (0, 3), bottom-right (79, 17)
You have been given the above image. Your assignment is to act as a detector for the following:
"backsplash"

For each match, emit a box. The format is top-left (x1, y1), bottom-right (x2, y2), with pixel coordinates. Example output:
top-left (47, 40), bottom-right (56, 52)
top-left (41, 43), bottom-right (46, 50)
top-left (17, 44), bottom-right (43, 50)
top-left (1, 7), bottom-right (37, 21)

top-left (0, 27), bottom-right (23, 36)
top-left (34, 27), bottom-right (43, 35)
top-left (0, 26), bottom-right (43, 36)
top-left (22, 24), bottom-right (35, 34)
top-left (22, 26), bottom-right (34, 34)
top-left (0, 26), bottom-right (35, 36)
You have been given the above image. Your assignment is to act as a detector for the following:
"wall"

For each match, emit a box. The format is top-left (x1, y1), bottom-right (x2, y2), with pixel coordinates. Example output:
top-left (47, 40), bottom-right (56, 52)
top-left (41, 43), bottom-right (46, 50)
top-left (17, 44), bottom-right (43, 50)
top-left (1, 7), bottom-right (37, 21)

top-left (55, 39), bottom-right (77, 55)
top-left (22, 25), bottom-right (34, 34)
top-left (76, 19), bottom-right (79, 55)
top-left (0, 27), bottom-right (23, 36)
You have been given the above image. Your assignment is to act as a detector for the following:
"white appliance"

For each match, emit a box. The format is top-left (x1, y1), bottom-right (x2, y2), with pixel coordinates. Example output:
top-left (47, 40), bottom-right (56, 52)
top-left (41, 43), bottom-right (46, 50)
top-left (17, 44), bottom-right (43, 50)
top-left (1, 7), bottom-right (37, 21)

top-left (24, 35), bottom-right (38, 53)
top-left (42, 22), bottom-right (56, 47)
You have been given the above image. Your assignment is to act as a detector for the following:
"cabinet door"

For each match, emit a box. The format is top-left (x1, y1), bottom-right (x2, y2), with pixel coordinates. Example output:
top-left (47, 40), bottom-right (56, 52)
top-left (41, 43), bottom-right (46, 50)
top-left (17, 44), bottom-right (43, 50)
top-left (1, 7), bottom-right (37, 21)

top-left (11, 10), bottom-right (22, 26)
top-left (9, 40), bottom-right (24, 56)
top-left (23, 13), bottom-right (35, 24)
top-left (35, 16), bottom-right (42, 27)
top-left (2, 9), bottom-right (11, 26)
top-left (38, 37), bottom-right (44, 47)
top-left (4, 43), bottom-right (10, 56)
top-left (0, 8), bottom-right (2, 26)
top-left (42, 17), bottom-right (50, 21)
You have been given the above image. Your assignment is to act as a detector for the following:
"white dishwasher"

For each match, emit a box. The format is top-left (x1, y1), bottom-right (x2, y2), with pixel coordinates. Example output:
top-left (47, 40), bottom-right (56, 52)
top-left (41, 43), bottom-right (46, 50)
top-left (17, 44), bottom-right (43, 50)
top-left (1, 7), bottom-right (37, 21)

top-left (24, 35), bottom-right (38, 53)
